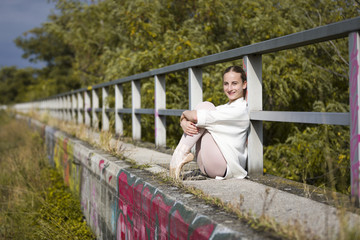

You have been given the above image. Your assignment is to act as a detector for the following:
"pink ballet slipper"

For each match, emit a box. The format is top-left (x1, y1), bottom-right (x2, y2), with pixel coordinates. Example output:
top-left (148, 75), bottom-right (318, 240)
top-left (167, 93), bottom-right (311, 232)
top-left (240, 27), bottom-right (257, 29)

top-left (169, 144), bottom-right (194, 180)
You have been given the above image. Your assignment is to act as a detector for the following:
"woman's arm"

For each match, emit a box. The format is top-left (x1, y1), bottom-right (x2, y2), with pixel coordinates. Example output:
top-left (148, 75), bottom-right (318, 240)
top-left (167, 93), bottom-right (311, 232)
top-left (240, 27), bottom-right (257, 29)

top-left (182, 110), bottom-right (197, 123)
top-left (196, 100), bottom-right (249, 129)
top-left (180, 110), bottom-right (199, 136)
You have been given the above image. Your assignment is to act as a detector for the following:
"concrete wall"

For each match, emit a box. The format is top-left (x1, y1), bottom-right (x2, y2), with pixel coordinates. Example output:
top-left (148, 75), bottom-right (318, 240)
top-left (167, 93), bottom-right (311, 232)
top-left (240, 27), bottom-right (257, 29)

top-left (24, 116), bottom-right (243, 240)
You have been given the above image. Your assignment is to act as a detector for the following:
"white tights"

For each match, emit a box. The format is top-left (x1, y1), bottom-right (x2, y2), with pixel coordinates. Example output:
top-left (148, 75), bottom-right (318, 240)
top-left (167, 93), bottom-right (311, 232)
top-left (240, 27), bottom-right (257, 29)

top-left (177, 102), bottom-right (227, 178)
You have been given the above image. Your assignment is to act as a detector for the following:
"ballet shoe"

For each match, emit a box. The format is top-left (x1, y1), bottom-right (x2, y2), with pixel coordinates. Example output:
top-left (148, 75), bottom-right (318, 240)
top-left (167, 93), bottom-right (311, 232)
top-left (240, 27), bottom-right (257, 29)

top-left (169, 144), bottom-right (194, 180)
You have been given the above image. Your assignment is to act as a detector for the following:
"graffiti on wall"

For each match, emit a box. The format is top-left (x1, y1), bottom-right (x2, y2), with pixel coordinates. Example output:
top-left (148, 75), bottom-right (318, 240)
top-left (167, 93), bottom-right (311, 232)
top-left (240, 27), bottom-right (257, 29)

top-left (45, 126), bottom-right (56, 167)
top-left (45, 125), bottom-right (241, 239)
top-left (115, 170), bottom-right (231, 240)
top-left (52, 135), bottom-right (81, 195)
top-left (350, 32), bottom-right (360, 198)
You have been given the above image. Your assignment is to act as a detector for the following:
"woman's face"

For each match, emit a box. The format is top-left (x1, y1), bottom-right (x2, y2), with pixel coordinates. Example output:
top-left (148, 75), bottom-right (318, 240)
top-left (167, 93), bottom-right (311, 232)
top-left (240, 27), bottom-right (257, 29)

top-left (223, 71), bottom-right (247, 103)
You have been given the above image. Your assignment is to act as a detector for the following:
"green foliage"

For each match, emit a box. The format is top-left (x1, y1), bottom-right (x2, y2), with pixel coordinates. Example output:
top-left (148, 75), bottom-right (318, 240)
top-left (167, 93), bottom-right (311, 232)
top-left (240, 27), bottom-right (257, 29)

top-left (3, 0), bottom-right (360, 192)
top-left (0, 66), bottom-right (37, 104)
top-left (35, 169), bottom-right (95, 240)
top-left (264, 124), bottom-right (350, 194)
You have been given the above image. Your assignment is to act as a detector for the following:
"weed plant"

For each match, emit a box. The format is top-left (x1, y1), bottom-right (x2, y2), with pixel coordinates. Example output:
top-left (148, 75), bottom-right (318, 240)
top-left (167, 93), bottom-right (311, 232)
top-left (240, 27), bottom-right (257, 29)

top-left (0, 110), bottom-right (95, 239)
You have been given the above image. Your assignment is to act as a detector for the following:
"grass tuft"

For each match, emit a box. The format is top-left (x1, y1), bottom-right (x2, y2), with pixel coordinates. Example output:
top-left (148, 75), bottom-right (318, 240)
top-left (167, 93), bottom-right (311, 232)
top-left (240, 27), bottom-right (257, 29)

top-left (0, 110), bottom-right (95, 239)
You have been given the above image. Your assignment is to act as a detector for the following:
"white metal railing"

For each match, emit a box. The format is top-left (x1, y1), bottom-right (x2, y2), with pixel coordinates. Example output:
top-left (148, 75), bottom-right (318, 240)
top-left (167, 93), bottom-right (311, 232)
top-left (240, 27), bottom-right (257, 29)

top-left (13, 17), bottom-right (360, 201)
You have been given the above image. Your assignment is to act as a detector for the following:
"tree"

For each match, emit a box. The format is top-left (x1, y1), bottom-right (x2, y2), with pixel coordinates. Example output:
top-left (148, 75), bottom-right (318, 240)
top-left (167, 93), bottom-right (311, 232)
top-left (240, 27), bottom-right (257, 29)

top-left (8, 0), bottom-right (360, 192)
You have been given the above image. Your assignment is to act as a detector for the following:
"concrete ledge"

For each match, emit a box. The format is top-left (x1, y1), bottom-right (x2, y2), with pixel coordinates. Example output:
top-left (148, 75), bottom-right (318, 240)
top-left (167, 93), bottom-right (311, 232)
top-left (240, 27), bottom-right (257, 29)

top-left (21, 115), bottom-right (269, 239)
top-left (20, 115), bottom-right (360, 239)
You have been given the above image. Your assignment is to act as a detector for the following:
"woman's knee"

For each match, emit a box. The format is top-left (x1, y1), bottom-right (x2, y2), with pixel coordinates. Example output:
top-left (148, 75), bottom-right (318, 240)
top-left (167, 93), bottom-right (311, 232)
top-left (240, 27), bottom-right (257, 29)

top-left (195, 101), bottom-right (216, 110)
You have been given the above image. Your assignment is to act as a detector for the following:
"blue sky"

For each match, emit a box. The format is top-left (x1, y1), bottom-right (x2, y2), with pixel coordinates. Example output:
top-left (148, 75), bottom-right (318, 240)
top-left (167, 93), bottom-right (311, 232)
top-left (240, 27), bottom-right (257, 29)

top-left (0, 0), bottom-right (56, 69)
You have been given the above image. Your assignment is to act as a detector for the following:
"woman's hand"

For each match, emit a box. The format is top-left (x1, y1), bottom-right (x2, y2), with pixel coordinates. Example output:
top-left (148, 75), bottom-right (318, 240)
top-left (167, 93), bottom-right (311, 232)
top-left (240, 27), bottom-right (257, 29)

top-left (180, 119), bottom-right (199, 136)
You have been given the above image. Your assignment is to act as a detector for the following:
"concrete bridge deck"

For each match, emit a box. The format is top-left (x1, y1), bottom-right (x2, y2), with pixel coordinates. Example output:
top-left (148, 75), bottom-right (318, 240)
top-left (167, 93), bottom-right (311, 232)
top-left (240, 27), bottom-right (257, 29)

top-left (23, 115), bottom-right (360, 239)
top-left (74, 127), bottom-right (358, 239)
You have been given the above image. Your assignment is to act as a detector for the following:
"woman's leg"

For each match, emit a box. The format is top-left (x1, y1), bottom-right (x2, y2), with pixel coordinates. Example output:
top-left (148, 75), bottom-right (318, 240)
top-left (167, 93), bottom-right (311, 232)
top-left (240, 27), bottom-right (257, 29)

top-left (169, 128), bottom-right (205, 179)
top-left (194, 102), bottom-right (227, 178)
top-left (196, 131), bottom-right (227, 178)
top-left (170, 102), bottom-right (215, 179)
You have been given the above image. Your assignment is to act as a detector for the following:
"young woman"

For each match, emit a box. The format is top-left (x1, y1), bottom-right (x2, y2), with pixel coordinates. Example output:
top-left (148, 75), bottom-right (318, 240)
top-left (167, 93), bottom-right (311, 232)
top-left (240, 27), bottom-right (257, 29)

top-left (170, 65), bottom-right (250, 180)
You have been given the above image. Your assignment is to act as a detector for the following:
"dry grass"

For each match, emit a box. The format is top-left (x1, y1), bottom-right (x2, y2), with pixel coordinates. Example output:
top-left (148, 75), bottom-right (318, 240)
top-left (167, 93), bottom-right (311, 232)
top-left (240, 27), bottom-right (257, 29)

top-left (0, 111), bottom-right (94, 239)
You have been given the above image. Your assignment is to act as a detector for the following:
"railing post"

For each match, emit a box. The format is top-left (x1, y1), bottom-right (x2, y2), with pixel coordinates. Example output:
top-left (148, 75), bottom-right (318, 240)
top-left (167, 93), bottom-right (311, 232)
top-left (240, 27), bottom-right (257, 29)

top-left (132, 80), bottom-right (141, 140)
top-left (42, 100), bottom-right (44, 115)
top-left (155, 75), bottom-right (166, 147)
top-left (64, 96), bottom-right (68, 121)
top-left (62, 96), bottom-right (66, 120)
top-left (66, 95), bottom-right (71, 121)
top-left (244, 55), bottom-right (263, 176)
top-left (349, 31), bottom-right (360, 204)
top-left (63, 96), bottom-right (67, 121)
top-left (115, 84), bottom-right (123, 136)
top-left (39, 101), bottom-right (43, 115)
top-left (57, 98), bottom-right (60, 119)
top-left (102, 87), bottom-right (110, 131)
top-left (54, 98), bottom-right (58, 119)
top-left (58, 97), bottom-right (62, 120)
top-left (51, 99), bottom-right (54, 117)
top-left (84, 90), bottom-right (91, 126)
top-left (65, 96), bottom-right (69, 120)
top-left (72, 93), bottom-right (77, 122)
top-left (50, 99), bottom-right (54, 118)
top-left (92, 89), bottom-right (99, 129)
top-left (77, 92), bottom-right (83, 124)
top-left (56, 97), bottom-right (60, 119)
top-left (188, 67), bottom-right (203, 110)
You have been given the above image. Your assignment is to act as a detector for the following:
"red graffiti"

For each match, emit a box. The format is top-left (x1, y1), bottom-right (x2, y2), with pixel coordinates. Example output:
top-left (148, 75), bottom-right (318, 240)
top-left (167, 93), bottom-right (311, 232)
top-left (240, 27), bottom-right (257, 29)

top-left (350, 32), bottom-right (360, 198)
top-left (116, 171), bottom-right (216, 240)
top-left (63, 138), bottom-right (70, 185)
top-left (117, 172), bottom-right (135, 239)
top-left (151, 194), bottom-right (172, 239)
top-left (189, 224), bottom-right (214, 239)
top-left (99, 159), bottom-right (105, 170)
top-left (352, 161), bottom-right (360, 195)
top-left (170, 210), bottom-right (190, 239)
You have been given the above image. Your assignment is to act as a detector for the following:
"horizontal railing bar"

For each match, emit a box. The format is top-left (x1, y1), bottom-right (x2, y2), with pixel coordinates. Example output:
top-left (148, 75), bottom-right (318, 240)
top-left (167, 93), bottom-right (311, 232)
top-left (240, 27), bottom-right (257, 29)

top-left (49, 88), bottom-right (88, 99)
top-left (158, 109), bottom-right (185, 116)
top-left (95, 108), bottom-right (102, 113)
top-left (134, 109), bottom-right (155, 115)
top-left (117, 109), bottom-right (132, 114)
top-left (24, 17), bottom-right (360, 101)
top-left (250, 111), bottom-right (350, 125)
top-left (91, 17), bottom-right (360, 90)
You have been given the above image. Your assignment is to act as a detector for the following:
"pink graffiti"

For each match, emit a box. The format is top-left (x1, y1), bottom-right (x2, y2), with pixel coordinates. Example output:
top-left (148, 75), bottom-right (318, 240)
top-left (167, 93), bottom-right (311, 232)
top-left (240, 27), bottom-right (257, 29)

top-left (116, 171), bottom-right (216, 239)
top-left (117, 172), bottom-right (135, 239)
top-left (352, 161), bottom-right (360, 195)
top-left (171, 210), bottom-right (190, 239)
top-left (99, 159), bottom-right (105, 170)
top-left (91, 185), bottom-right (98, 228)
top-left (350, 32), bottom-right (360, 198)
top-left (189, 224), bottom-right (214, 239)
top-left (151, 192), bottom-right (173, 239)
top-left (243, 60), bottom-right (248, 101)
top-left (63, 138), bottom-right (70, 185)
